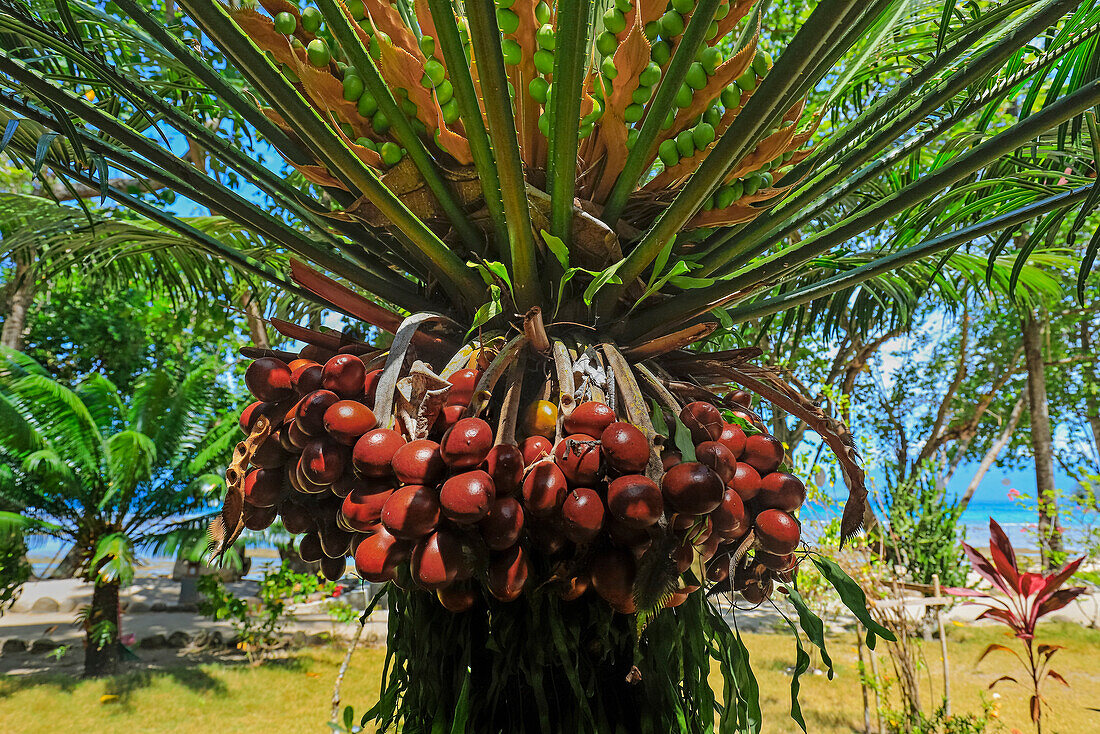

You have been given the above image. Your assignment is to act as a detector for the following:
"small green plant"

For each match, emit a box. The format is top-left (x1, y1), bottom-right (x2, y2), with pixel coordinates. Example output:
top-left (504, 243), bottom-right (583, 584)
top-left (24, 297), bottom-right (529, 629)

top-left (198, 565), bottom-right (336, 663)
top-left (881, 701), bottom-right (992, 734)
top-left (881, 462), bottom-right (968, 588)
top-left (0, 514), bottom-right (31, 613)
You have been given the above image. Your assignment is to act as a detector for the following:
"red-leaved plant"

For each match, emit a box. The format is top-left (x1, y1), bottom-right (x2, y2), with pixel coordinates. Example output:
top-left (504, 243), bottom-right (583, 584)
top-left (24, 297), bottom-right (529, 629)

top-left (946, 518), bottom-right (1086, 733)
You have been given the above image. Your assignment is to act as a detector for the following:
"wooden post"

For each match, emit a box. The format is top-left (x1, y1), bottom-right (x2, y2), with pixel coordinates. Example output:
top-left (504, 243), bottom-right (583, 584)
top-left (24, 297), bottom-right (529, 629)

top-left (856, 631), bottom-right (872, 734)
top-left (933, 574), bottom-right (951, 715)
top-left (867, 633), bottom-right (886, 734)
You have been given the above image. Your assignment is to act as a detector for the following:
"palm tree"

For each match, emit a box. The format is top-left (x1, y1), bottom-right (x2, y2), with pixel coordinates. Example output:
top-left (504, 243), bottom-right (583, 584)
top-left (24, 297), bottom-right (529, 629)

top-left (0, 348), bottom-right (236, 676)
top-left (1, 0), bottom-right (1098, 725)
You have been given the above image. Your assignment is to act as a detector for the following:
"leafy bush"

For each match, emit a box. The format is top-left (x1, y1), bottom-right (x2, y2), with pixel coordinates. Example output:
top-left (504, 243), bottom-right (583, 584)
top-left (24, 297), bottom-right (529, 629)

top-left (882, 463), bottom-right (968, 588)
top-left (0, 516), bottom-right (31, 613)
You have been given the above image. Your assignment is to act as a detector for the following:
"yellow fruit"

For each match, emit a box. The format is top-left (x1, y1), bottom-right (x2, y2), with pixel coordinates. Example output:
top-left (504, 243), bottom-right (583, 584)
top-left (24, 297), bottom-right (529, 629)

top-left (522, 400), bottom-right (558, 438)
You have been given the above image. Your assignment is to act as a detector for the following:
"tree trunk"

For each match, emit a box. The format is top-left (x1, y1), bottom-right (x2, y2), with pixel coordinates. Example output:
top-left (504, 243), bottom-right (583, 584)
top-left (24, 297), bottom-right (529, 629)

top-left (959, 395), bottom-right (1026, 511)
top-left (1081, 322), bottom-right (1100, 470)
top-left (49, 543), bottom-right (84, 579)
top-left (241, 293), bottom-right (270, 349)
top-left (83, 578), bottom-right (120, 677)
top-left (1021, 309), bottom-right (1064, 569)
top-left (1, 250), bottom-right (34, 351)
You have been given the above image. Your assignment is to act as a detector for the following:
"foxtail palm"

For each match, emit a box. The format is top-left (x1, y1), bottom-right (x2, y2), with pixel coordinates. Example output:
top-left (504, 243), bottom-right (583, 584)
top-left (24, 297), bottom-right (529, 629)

top-left (1, 0), bottom-right (1098, 727)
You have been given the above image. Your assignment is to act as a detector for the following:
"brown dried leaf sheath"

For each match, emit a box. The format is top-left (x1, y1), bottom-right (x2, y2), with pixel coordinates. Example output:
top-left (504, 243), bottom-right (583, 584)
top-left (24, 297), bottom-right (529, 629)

top-left (208, 415), bottom-right (273, 559)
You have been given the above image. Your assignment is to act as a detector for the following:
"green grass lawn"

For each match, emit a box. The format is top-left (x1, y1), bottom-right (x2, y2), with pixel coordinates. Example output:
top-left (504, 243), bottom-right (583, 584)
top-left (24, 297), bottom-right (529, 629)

top-left (1, 624), bottom-right (1097, 733)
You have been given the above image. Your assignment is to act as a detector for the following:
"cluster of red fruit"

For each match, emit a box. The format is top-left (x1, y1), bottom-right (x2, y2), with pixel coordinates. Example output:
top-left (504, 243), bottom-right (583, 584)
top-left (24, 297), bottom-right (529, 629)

top-left (235, 349), bottom-right (806, 612)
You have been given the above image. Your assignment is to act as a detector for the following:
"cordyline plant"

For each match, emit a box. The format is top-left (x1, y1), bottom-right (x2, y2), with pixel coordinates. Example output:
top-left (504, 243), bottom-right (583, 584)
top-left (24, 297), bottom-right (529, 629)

top-left (0, 0), bottom-right (1096, 729)
top-left (947, 519), bottom-right (1087, 734)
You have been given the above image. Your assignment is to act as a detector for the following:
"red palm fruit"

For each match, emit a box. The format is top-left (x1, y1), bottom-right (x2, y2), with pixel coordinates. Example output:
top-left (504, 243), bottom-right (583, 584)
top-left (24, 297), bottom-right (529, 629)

top-left (742, 434), bottom-right (785, 475)
top-left (486, 545), bottom-right (529, 602)
top-left (439, 470), bottom-right (495, 524)
top-left (391, 439), bottom-right (446, 485)
top-left (607, 475), bottom-right (663, 529)
top-left (411, 529), bottom-right (465, 591)
top-left (300, 439), bottom-right (347, 484)
top-left (755, 509), bottom-right (801, 555)
top-left (317, 513), bottom-right (355, 558)
top-left (729, 462), bottom-right (762, 502)
top-left (431, 404), bottom-right (464, 438)
top-left (362, 368), bottom-right (383, 407)
top-left (280, 500), bottom-right (315, 534)
top-left (756, 550), bottom-right (795, 571)
top-left (320, 555), bottom-right (347, 582)
top-left (561, 487), bottom-right (606, 543)
top-left (341, 486), bottom-right (396, 531)
top-left (479, 496), bottom-right (525, 550)
top-left (777, 558), bottom-right (800, 583)
top-left (589, 547), bottom-right (636, 607)
top-left (286, 421), bottom-right (312, 451)
top-left (323, 400), bottom-right (377, 445)
top-left (553, 434), bottom-right (602, 485)
top-left (353, 429), bottom-right (405, 478)
top-left (278, 427), bottom-right (301, 455)
top-left (732, 407), bottom-right (764, 430)
top-left (243, 468), bottom-right (283, 508)
top-left (680, 401), bottom-right (723, 444)
top-left (239, 400), bottom-right (286, 433)
top-left (246, 357), bottom-right (293, 402)
top-left (706, 553), bottom-right (731, 583)
top-left (251, 435), bottom-right (288, 469)
top-left (331, 474), bottom-right (388, 498)
top-left (729, 389), bottom-right (752, 407)
top-left (695, 441), bottom-right (737, 484)
top-left (295, 389), bottom-right (340, 436)
top-left (696, 529), bottom-right (722, 561)
top-left (440, 417), bottom-right (494, 469)
top-left (287, 358), bottom-right (315, 373)
top-left (662, 462), bottom-right (724, 514)
top-left (661, 447), bottom-right (683, 471)
top-left (674, 535), bottom-right (694, 573)
top-left (563, 401), bottom-right (616, 437)
top-left (353, 527), bottom-right (409, 583)
top-left (758, 472), bottom-right (806, 512)
top-left (381, 484), bottom-right (441, 540)
top-left (600, 422), bottom-right (649, 474)
top-left (520, 435), bottom-right (552, 465)
top-left (717, 423), bottom-right (747, 459)
top-left (484, 444), bottom-right (524, 495)
top-left (321, 354), bottom-right (366, 398)
top-left (710, 488), bottom-right (748, 538)
top-left (298, 532), bottom-right (324, 562)
top-left (291, 362), bottom-right (323, 394)
top-left (664, 589), bottom-right (691, 608)
top-left (437, 583), bottom-right (478, 612)
top-left (446, 368), bottom-right (482, 407)
top-left (559, 574), bottom-right (589, 602)
top-left (295, 461), bottom-right (330, 494)
top-left (243, 503), bottom-right (278, 530)
top-left (672, 513), bottom-right (697, 531)
top-left (521, 462), bottom-right (568, 516)
top-left (607, 520), bottom-right (650, 549)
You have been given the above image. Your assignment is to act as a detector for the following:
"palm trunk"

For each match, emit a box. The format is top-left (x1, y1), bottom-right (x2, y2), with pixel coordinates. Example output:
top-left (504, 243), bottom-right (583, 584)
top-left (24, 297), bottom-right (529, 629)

top-left (241, 293), bottom-right (270, 349)
top-left (1021, 309), bottom-right (1064, 570)
top-left (82, 578), bottom-right (120, 677)
top-left (1, 250), bottom-right (34, 351)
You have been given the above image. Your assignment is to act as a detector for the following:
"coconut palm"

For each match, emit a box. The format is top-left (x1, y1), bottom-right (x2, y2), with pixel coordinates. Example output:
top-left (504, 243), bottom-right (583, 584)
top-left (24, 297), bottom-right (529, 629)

top-left (1, 0), bottom-right (1099, 725)
top-left (0, 349), bottom-right (236, 676)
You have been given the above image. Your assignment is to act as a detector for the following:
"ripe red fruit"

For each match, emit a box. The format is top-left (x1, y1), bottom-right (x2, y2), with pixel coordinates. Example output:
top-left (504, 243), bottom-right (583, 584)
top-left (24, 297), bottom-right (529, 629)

top-left (319, 555), bottom-right (346, 581)
top-left (607, 519), bottom-right (650, 549)
top-left (717, 423), bottom-right (747, 458)
top-left (437, 584), bottom-right (478, 612)
top-left (755, 509), bottom-right (801, 555)
top-left (561, 487), bottom-right (606, 543)
top-left (589, 547), bottom-right (637, 608)
top-left (439, 470), bottom-right (495, 524)
top-left (243, 503), bottom-right (277, 531)
top-left (563, 401), bottom-right (616, 437)
top-left (243, 468), bottom-right (283, 508)
top-left (390, 439), bottom-right (446, 485)
top-left (353, 429), bottom-right (405, 478)
top-left (756, 550), bottom-right (795, 571)
top-left (332, 473), bottom-right (390, 498)
top-left (706, 554), bottom-right (731, 583)
top-left (607, 475), bottom-right (663, 529)
top-left (354, 526), bottom-right (410, 583)
top-left (674, 535), bottom-right (694, 573)
top-left (559, 574), bottom-right (589, 602)
top-left (316, 512), bottom-right (354, 558)
top-left (363, 369), bottom-right (383, 407)
top-left (729, 462), bottom-right (762, 502)
top-left (486, 545), bottom-right (529, 602)
top-left (298, 532), bottom-right (324, 562)
top-left (758, 471), bottom-right (806, 512)
top-left (600, 422), bottom-right (649, 474)
top-left (412, 529), bottom-right (466, 591)
top-left (251, 435), bottom-right (288, 469)
top-left (661, 461), bottom-right (725, 515)
top-left (522, 461), bottom-right (568, 516)
top-left (285, 421), bottom-right (311, 451)
top-left (520, 435), bottom-right (552, 465)
top-left (742, 434), bottom-right (785, 475)
top-left (479, 496), bottom-right (525, 550)
top-left (295, 460), bottom-right (329, 493)
top-left (661, 447), bottom-right (683, 471)
top-left (431, 404), bottom-right (464, 437)
top-left (680, 401), bottom-right (723, 444)
top-left (280, 500), bottom-right (315, 534)
top-left (290, 362), bottom-right (323, 394)
top-left (729, 389), bottom-right (752, 407)
top-left (295, 389), bottom-right (340, 436)
top-left (484, 444), bottom-right (524, 495)
top-left (731, 406), bottom-right (764, 430)
top-left (440, 417), bottom-right (494, 469)
top-left (695, 440), bottom-right (737, 483)
top-left (381, 484), bottom-right (441, 539)
top-left (239, 400), bottom-right (281, 433)
top-left (341, 486), bottom-right (396, 531)
top-left (321, 354), bottom-right (366, 397)
top-left (300, 439), bottom-right (347, 484)
top-left (446, 368), bottom-right (482, 407)
top-left (324, 400), bottom-right (377, 444)
top-left (246, 357), bottom-right (293, 402)
top-left (710, 488), bottom-right (748, 538)
top-left (553, 434), bottom-right (602, 485)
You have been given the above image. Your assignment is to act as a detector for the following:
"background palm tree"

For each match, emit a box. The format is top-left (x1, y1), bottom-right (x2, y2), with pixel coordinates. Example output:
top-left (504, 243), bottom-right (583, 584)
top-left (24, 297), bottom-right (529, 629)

top-left (0, 348), bottom-right (236, 676)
